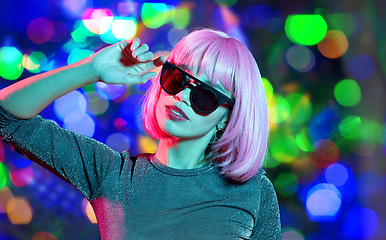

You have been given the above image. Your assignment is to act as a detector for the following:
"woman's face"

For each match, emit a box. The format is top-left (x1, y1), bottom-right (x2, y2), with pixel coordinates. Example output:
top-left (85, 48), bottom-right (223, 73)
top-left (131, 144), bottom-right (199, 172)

top-left (155, 68), bottom-right (232, 141)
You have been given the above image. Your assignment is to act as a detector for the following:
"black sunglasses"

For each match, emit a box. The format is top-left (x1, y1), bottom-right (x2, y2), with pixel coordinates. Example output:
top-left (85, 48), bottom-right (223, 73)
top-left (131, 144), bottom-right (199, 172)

top-left (160, 61), bottom-right (234, 114)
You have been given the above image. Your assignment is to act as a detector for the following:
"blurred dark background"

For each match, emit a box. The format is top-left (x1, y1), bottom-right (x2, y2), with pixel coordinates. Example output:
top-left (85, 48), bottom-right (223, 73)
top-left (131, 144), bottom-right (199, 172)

top-left (0, 0), bottom-right (385, 239)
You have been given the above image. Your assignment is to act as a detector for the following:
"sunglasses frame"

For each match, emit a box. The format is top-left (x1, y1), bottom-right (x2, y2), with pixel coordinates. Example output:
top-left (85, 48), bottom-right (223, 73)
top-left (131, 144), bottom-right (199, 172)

top-left (160, 61), bottom-right (235, 114)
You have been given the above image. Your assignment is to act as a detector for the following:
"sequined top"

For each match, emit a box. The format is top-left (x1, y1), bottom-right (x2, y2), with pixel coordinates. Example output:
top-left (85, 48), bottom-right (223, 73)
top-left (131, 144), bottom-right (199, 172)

top-left (0, 106), bottom-right (281, 240)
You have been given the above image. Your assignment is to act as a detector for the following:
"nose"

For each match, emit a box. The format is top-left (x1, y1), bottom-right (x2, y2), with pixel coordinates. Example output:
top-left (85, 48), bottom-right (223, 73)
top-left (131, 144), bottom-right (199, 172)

top-left (174, 87), bottom-right (191, 106)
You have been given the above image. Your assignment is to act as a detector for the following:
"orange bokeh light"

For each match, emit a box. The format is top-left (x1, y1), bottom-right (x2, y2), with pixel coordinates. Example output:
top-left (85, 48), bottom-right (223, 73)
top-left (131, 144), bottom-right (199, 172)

top-left (317, 30), bottom-right (349, 59)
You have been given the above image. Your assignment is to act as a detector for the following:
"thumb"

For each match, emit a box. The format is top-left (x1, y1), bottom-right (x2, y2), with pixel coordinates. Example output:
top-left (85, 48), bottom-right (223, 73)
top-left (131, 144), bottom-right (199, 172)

top-left (136, 71), bottom-right (158, 84)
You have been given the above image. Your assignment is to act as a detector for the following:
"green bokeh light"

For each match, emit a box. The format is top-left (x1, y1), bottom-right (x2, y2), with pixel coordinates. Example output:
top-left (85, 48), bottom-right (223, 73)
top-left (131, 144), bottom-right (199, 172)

top-left (214, 0), bottom-right (237, 7)
top-left (296, 128), bottom-right (315, 152)
top-left (0, 47), bottom-right (24, 80)
top-left (172, 8), bottom-right (190, 29)
top-left (274, 172), bottom-right (299, 196)
top-left (71, 21), bottom-right (95, 43)
top-left (269, 94), bottom-right (291, 123)
top-left (334, 79), bottom-right (361, 107)
top-left (271, 134), bottom-right (299, 162)
top-left (339, 116), bottom-right (362, 140)
top-left (262, 78), bottom-right (273, 102)
top-left (27, 52), bottom-right (47, 74)
top-left (360, 120), bottom-right (381, 143)
top-left (67, 49), bottom-right (94, 65)
top-left (0, 163), bottom-right (6, 188)
top-left (264, 157), bottom-right (281, 168)
top-left (141, 3), bottom-right (174, 29)
top-left (286, 93), bottom-right (312, 125)
top-left (285, 15), bottom-right (327, 45)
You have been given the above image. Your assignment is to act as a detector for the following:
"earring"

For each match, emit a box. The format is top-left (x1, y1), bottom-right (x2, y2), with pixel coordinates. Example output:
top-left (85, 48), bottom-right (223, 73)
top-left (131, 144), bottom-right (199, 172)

top-left (214, 126), bottom-right (224, 141)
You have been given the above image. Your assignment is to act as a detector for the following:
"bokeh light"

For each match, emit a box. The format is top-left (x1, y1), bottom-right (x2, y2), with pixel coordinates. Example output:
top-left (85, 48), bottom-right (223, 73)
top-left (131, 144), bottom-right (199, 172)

top-left (262, 78), bottom-right (273, 102)
top-left (296, 128), bottom-right (314, 152)
top-left (317, 30), bottom-right (349, 59)
top-left (63, 112), bottom-right (95, 137)
top-left (274, 172), bottom-right (299, 196)
top-left (27, 18), bottom-right (54, 44)
top-left (334, 79), bottom-right (361, 107)
top-left (0, 1), bottom-right (384, 239)
top-left (339, 115), bottom-right (362, 140)
top-left (82, 198), bottom-right (97, 223)
top-left (7, 196), bottom-right (33, 224)
top-left (309, 139), bottom-right (339, 168)
top-left (0, 162), bottom-right (7, 188)
top-left (342, 207), bottom-right (378, 237)
top-left (282, 228), bottom-right (304, 240)
top-left (111, 18), bottom-right (137, 40)
top-left (95, 82), bottom-right (127, 100)
top-left (349, 54), bottom-right (375, 80)
top-left (171, 7), bottom-right (190, 29)
top-left (0, 186), bottom-right (14, 213)
top-left (54, 90), bottom-right (87, 121)
top-left (324, 163), bottom-right (349, 187)
top-left (22, 51), bottom-right (47, 73)
top-left (214, 0), bottom-right (237, 7)
top-left (106, 132), bottom-right (131, 152)
top-left (138, 135), bottom-right (158, 154)
top-left (323, 13), bottom-right (357, 37)
top-left (306, 183), bottom-right (342, 222)
top-left (270, 134), bottom-right (299, 163)
top-left (63, 0), bottom-right (88, 15)
top-left (285, 15), bottom-right (327, 45)
top-left (71, 20), bottom-right (95, 43)
top-left (50, 21), bottom-right (68, 43)
top-left (285, 93), bottom-right (312, 125)
top-left (82, 9), bottom-right (113, 35)
top-left (32, 232), bottom-right (58, 240)
top-left (268, 94), bottom-right (291, 123)
top-left (67, 49), bottom-right (94, 65)
top-left (141, 3), bottom-right (174, 29)
top-left (285, 45), bottom-right (315, 73)
top-left (85, 91), bottom-right (109, 115)
top-left (9, 164), bottom-right (34, 187)
top-left (117, 2), bottom-right (139, 16)
top-left (167, 27), bottom-right (188, 47)
top-left (0, 47), bottom-right (24, 80)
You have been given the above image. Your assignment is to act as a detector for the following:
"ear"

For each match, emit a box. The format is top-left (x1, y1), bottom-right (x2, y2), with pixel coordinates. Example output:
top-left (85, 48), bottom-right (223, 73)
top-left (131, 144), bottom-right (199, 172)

top-left (217, 110), bottom-right (230, 129)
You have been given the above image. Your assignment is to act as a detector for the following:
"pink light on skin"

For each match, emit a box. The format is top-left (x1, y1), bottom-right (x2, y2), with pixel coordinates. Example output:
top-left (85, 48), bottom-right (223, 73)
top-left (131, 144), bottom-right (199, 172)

top-left (82, 9), bottom-right (114, 34)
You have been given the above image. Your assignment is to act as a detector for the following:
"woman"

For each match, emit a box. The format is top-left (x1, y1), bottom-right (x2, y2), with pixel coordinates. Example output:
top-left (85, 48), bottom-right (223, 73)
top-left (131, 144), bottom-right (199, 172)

top-left (0, 29), bottom-right (281, 239)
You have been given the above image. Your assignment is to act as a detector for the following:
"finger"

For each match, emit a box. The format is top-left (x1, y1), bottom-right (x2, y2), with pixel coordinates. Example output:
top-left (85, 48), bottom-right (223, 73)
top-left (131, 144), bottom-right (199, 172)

top-left (142, 56), bottom-right (166, 71)
top-left (132, 43), bottom-right (149, 58)
top-left (130, 38), bottom-right (140, 51)
top-left (137, 51), bottom-right (154, 62)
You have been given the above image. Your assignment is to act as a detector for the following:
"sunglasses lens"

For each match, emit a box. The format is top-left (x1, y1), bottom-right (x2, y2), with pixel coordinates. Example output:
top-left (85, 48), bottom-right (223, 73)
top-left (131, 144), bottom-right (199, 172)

top-left (161, 68), bottom-right (184, 93)
top-left (192, 87), bottom-right (219, 112)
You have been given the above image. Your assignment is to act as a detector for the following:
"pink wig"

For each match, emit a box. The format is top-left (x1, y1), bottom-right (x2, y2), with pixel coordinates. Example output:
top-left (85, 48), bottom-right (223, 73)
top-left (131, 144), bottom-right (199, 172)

top-left (141, 28), bottom-right (269, 182)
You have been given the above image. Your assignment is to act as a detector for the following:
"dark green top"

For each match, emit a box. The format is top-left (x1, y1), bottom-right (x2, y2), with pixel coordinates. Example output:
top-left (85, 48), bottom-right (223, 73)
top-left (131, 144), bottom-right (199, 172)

top-left (0, 106), bottom-right (281, 239)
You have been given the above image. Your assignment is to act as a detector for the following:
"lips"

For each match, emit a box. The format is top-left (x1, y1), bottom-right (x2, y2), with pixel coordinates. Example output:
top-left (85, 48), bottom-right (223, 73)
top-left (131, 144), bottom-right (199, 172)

top-left (165, 105), bottom-right (190, 120)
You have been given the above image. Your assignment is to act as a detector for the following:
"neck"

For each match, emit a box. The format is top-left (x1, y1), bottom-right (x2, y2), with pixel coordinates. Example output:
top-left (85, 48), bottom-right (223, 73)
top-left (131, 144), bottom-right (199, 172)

top-left (155, 134), bottom-right (213, 169)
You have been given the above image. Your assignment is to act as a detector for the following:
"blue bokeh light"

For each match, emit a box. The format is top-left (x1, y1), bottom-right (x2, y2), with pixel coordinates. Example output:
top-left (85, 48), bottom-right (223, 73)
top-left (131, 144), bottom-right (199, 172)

top-left (306, 183), bottom-right (342, 222)
top-left (342, 207), bottom-right (378, 237)
top-left (324, 163), bottom-right (349, 187)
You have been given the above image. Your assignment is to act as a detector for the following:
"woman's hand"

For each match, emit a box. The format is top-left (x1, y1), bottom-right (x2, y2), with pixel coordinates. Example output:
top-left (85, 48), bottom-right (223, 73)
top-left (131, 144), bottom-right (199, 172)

top-left (89, 38), bottom-right (165, 85)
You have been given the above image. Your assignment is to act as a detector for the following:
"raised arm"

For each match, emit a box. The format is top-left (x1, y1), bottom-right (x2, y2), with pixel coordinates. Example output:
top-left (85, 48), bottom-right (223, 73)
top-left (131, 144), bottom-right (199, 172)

top-left (0, 38), bottom-right (165, 119)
